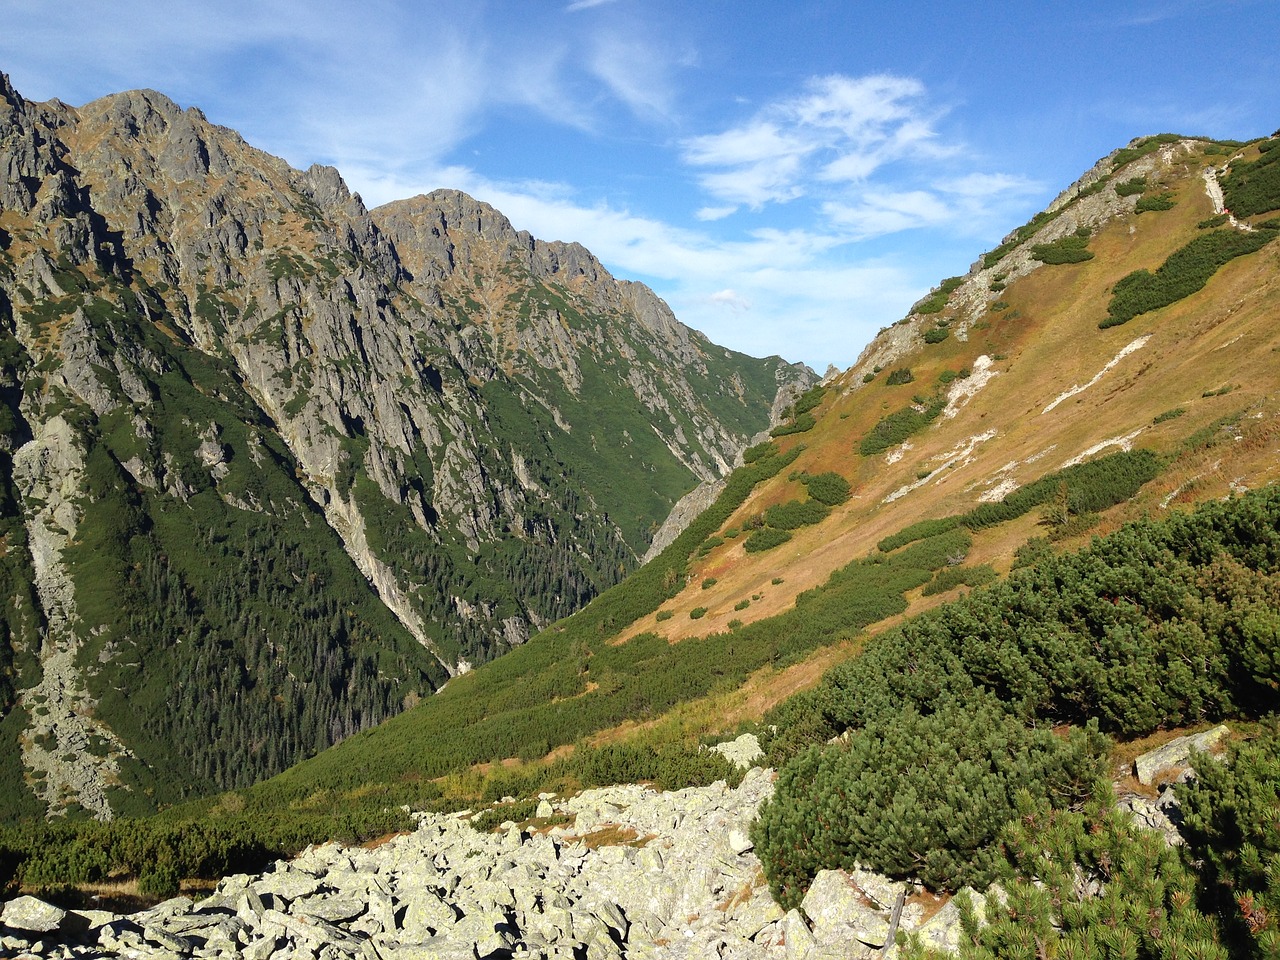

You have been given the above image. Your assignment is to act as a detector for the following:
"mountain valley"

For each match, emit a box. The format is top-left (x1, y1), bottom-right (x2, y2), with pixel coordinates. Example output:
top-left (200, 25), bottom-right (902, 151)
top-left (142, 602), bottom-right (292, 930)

top-left (0, 73), bottom-right (810, 817)
top-left (2, 72), bottom-right (1280, 959)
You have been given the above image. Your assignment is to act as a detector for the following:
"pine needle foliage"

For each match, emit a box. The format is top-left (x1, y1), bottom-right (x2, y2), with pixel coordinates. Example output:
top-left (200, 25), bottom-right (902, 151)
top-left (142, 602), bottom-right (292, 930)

top-left (903, 785), bottom-right (1230, 960)
top-left (753, 702), bottom-right (1107, 906)
top-left (760, 485), bottom-right (1280, 913)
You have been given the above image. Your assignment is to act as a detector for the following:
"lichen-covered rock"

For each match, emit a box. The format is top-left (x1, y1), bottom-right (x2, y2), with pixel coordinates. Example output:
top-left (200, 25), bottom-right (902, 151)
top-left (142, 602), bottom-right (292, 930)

top-left (1, 895), bottom-right (67, 933)
top-left (1133, 725), bottom-right (1230, 785)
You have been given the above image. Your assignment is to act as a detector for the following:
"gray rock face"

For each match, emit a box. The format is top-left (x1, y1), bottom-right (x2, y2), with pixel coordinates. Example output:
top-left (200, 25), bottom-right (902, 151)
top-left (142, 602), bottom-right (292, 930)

top-left (2, 895), bottom-right (67, 932)
top-left (0, 71), bottom-right (813, 816)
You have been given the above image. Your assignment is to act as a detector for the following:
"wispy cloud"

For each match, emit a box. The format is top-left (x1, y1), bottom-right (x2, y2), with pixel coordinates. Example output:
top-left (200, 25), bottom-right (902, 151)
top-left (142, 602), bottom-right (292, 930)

top-left (585, 30), bottom-right (678, 120)
top-left (681, 74), bottom-right (946, 208)
top-left (695, 205), bottom-right (738, 222)
top-left (566, 0), bottom-right (621, 10)
top-left (708, 289), bottom-right (751, 312)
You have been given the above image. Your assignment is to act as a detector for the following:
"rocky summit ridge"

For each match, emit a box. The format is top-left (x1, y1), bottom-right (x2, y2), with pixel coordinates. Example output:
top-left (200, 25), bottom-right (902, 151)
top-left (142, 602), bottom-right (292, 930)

top-left (0, 72), bottom-right (812, 817)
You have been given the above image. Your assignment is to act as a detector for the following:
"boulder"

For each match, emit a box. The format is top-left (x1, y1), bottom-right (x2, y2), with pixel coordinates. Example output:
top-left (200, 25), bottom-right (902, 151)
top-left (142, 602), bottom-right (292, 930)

top-left (1, 895), bottom-right (66, 933)
top-left (801, 869), bottom-right (903, 948)
top-left (782, 908), bottom-right (815, 960)
top-left (1134, 725), bottom-right (1230, 784)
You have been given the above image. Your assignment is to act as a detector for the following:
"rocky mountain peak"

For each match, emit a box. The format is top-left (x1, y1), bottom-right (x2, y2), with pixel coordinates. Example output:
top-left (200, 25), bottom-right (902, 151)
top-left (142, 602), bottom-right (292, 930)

top-left (0, 73), bottom-right (811, 816)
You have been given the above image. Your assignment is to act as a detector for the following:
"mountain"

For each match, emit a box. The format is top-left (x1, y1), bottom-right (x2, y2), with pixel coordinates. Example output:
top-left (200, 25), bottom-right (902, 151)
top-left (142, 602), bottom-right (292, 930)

top-left (204, 130), bottom-right (1280, 814)
top-left (0, 73), bottom-right (813, 819)
top-left (5, 120), bottom-right (1280, 955)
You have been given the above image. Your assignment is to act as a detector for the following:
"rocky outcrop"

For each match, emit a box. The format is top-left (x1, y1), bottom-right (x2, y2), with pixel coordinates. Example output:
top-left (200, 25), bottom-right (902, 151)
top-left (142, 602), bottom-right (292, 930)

top-left (1132, 724), bottom-right (1230, 785)
top-left (11, 416), bottom-right (134, 819)
top-left (642, 475), bottom-right (728, 564)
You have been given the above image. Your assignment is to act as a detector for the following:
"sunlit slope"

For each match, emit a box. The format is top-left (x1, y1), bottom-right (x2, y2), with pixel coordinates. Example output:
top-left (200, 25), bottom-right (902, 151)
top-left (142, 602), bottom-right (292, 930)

top-left (644, 134), bottom-right (1280, 640)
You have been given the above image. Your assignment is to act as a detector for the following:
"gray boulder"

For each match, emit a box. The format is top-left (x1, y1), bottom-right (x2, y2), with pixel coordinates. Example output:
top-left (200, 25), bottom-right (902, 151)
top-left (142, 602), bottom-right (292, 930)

top-left (1133, 724), bottom-right (1229, 784)
top-left (1, 895), bottom-right (66, 933)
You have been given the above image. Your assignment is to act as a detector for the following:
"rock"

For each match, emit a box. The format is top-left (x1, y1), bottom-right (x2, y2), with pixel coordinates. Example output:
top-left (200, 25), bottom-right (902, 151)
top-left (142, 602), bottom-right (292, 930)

top-left (1134, 725), bottom-right (1230, 784)
top-left (782, 908), bottom-right (815, 960)
top-left (728, 825), bottom-right (755, 855)
top-left (295, 895), bottom-right (367, 924)
top-left (711, 733), bottom-right (765, 770)
top-left (254, 869), bottom-right (324, 902)
top-left (801, 869), bottom-right (905, 948)
top-left (1, 896), bottom-right (67, 933)
top-left (143, 922), bottom-right (193, 953)
top-left (536, 800), bottom-right (555, 819)
top-left (912, 896), bottom-right (966, 953)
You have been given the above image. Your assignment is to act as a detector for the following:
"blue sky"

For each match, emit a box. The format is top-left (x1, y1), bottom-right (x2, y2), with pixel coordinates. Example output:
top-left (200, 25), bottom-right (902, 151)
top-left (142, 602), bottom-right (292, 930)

top-left (2, 0), bottom-right (1276, 369)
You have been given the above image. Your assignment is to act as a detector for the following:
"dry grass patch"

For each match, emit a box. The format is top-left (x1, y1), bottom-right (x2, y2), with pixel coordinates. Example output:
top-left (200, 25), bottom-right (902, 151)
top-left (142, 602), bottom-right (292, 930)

top-left (574, 825), bottom-right (655, 850)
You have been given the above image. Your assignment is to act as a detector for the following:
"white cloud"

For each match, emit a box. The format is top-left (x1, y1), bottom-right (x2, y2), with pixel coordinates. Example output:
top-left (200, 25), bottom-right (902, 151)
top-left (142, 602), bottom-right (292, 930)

top-left (708, 289), bottom-right (752, 312)
top-left (585, 31), bottom-right (677, 120)
top-left (681, 73), bottom-right (946, 208)
top-left (822, 191), bottom-right (952, 238)
top-left (566, 0), bottom-right (621, 10)
top-left (695, 205), bottom-right (738, 221)
top-left (936, 172), bottom-right (1042, 199)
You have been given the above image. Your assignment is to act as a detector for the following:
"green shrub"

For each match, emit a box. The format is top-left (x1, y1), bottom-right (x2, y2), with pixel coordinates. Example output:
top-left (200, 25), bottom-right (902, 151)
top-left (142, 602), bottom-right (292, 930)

top-left (1115, 176), bottom-right (1147, 196)
top-left (1030, 234), bottom-right (1095, 264)
top-left (701, 578), bottom-right (717, 590)
top-left (1136, 191), bottom-right (1176, 213)
top-left (753, 702), bottom-right (1106, 906)
top-left (802, 472), bottom-right (852, 507)
top-left (1011, 536), bottom-right (1053, 569)
top-left (1103, 226), bottom-right (1278, 327)
top-left (1111, 133), bottom-right (1183, 169)
top-left (921, 564), bottom-right (997, 596)
top-left (697, 537), bottom-right (724, 556)
top-left (914, 277), bottom-right (964, 315)
top-left (1199, 213), bottom-right (1230, 229)
top-left (923, 326), bottom-right (950, 344)
top-left (1221, 139), bottom-right (1280, 217)
top-left (741, 441), bottom-right (777, 464)
top-left (1153, 407), bottom-right (1186, 424)
top-left (792, 385), bottom-right (827, 416)
top-left (734, 599), bottom-right (750, 611)
top-left (689, 607), bottom-right (707, 620)
top-left (763, 499), bottom-right (830, 530)
top-left (885, 368), bottom-right (914, 386)
top-left (744, 528), bottom-right (792, 553)
top-left (859, 395), bottom-right (946, 456)
top-left (573, 741), bottom-right (742, 793)
top-left (655, 610), bottom-right (673, 622)
top-left (879, 517), bottom-right (962, 552)
top-left (935, 786), bottom-right (1229, 960)
top-left (1178, 727), bottom-right (1280, 956)
top-left (770, 413), bottom-right (816, 437)
top-left (862, 372), bottom-right (875, 383)
top-left (137, 861), bottom-right (181, 900)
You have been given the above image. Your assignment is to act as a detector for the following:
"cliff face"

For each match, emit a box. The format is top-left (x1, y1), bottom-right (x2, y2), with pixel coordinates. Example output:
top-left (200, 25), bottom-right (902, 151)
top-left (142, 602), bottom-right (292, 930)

top-left (0, 74), bottom-right (812, 817)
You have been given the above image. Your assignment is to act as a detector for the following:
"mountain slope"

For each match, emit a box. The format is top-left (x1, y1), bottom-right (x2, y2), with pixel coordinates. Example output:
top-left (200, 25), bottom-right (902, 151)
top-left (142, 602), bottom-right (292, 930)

top-left (220, 131), bottom-right (1280, 816)
top-left (0, 74), bottom-right (811, 818)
